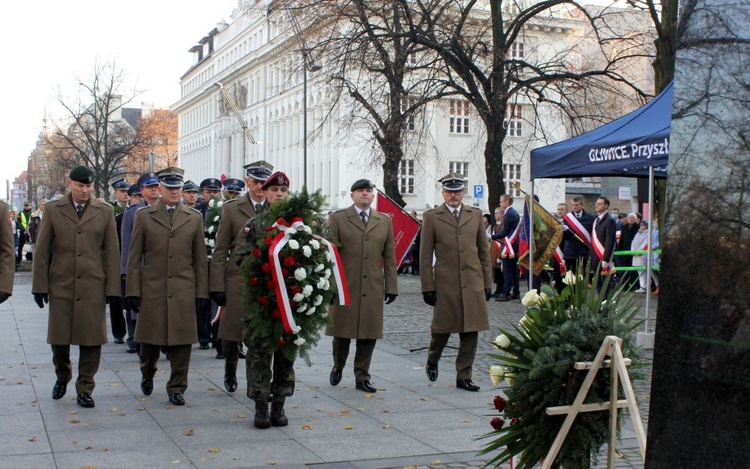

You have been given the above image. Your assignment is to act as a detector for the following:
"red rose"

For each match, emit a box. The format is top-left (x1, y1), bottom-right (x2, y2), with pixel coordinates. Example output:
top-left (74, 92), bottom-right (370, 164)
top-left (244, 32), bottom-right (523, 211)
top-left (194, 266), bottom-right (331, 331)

top-left (282, 268), bottom-right (289, 277)
top-left (277, 338), bottom-right (286, 345)
top-left (264, 237), bottom-right (273, 246)
top-left (258, 296), bottom-right (268, 305)
top-left (267, 280), bottom-right (276, 289)
top-left (490, 417), bottom-right (504, 431)
top-left (261, 263), bottom-right (271, 273)
top-left (271, 310), bottom-right (281, 318)
top-left (283, 256), bottom-right (295, 267)
top-left (510, 417), bottom-right (519, 426)
top-left (289, 301), bottom-right (296, 309)
top-left (290, 286), bottom-right (301, 295)
top-left (249, 277), bottom-right (258, 286)
top-left (493, 395), bottom-right (507, 412)
top-left (252, 248), bottom-right (261, 257)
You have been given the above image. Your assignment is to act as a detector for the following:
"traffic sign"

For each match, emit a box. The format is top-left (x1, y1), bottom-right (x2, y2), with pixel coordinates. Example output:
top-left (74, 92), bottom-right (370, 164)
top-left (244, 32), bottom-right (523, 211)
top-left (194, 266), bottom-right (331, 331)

top-left (474, 185), bottom-right (484, 198)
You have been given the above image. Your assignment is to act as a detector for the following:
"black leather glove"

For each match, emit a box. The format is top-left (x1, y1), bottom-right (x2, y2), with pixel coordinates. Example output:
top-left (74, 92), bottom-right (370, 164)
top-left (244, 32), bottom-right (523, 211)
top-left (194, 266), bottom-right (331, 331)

top-left (485, 288), bottom-right (492, 301)
top-left (422, 291), bottom-right (436, 306)
top-left (125, 296), bottom-right (141, 313)
top-left (209, 291), bottom-right (226, 306)
top-left (0, 292), bottom-right (10, 304)
top-left (33, 293), bottom-right (49, 309)
top-left (384, 293), bottom-right (397, 304)
top-left (196, 298), bottom-right (210, 310)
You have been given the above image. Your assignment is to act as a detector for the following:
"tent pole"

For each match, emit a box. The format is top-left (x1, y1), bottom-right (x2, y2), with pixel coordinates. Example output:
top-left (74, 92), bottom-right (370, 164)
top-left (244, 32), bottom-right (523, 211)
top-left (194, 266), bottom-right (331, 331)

top-left (529, 181), bottom-right (535, 292)
top-left (645, 167), bottom-right (655, 333)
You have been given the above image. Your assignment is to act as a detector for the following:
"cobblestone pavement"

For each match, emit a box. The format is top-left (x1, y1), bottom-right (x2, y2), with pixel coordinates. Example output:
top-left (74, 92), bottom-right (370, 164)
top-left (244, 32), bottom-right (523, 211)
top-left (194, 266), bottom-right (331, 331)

top-left (379, 273), bottom-right (654, 469)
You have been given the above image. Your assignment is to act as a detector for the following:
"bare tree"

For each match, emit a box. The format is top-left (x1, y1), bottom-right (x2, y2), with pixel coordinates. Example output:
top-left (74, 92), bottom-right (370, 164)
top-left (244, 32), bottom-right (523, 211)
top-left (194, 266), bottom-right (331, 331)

top-left (46, 61), bottom-right (144, 199)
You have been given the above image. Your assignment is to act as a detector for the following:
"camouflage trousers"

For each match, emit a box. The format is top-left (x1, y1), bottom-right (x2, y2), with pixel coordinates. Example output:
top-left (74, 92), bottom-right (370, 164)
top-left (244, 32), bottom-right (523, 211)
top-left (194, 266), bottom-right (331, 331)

top-left (244, 341), bottom-right (296, 402)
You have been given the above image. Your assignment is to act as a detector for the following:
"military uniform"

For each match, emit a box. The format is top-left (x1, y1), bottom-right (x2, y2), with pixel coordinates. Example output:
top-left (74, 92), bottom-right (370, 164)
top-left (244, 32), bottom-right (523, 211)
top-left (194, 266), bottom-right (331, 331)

top-left (325, 180), bottom-right (398, 390)
top-left (420, 174), bottom-right (492, 390)
top-left (0, 201), bottom-right (15, 304)
top-left (109, 179), bottom-right (130, 343)
top-left (126, 168), bottom-right (209, 404)
top-left (32, 166), bottom-right (121, 407)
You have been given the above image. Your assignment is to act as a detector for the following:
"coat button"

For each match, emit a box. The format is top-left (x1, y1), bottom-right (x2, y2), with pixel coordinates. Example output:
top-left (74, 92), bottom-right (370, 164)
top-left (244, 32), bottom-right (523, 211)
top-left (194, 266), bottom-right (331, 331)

top-left (170, 234), bottom-right (173, 238)
top-left (77, 253), bottom-right (81, 256)
top-left (77, 230), bottom-right (82, 234)
top-left (169, 295), bottom-right (173, 299)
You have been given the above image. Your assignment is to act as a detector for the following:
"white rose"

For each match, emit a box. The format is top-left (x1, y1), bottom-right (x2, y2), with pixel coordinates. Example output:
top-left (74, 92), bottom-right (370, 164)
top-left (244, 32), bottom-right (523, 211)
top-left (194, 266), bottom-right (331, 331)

top-left (324, 269), bottom-right (331, 279)
top-left (292, 326), bottom-right (301, 334)
top-left (494, 334), bottom-right (511, 349)
top-left (489, 365), bottom-right (505, 386)
top-left (310, 239), bottom-right (321, 250)
top-left (302, 225), bottom-right (312, 234)
top-left (208, 199), bottom-right (215, 208)
top-left (302, 246), bottom-right (312, 258)
top-left (297, 303), bottom-right (308, 313)
top-left (213, 215), bottom-right (220, 222)
top-left (563, 270), bottom-right (577, 285)
top-left (539, 292), bottom-right (551, 303)
top-left (217, 200), bottom-right (224, 207)
top-left (306, 306), bottom-right (316, 316)
top-left (293, 337), bottom-right (306, 346)
top-left (285, 228), bottom-right (297, 236)
top-left (207, 239), bottom-right (215, 248)
top-left (207, 225), bottom-right (215, 234)
top-left (303, 285), bottom-right (314, 297)
top-left (294, 268), bottom-right (307, 281)
top-left (325, 252), bottom-right (331, 261)
top-left (288, 240), bottom-right (300, 249)
top-left (313, 295), bottom-right (323, 306)
top-left (323, 279), bottom-right (330, 290)
top-left (317, 278), bottom-right (326, 289)
top-left (314, 264), bottom-right (324, 272)
top-left (521, 290), bottom-right (540, 307)
top-left (293, 293), bottom-right (305, 302)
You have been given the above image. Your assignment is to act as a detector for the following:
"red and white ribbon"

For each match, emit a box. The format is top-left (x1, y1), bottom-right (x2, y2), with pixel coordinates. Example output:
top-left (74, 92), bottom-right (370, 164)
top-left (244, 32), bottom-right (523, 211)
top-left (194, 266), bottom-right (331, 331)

top-left (501, 223), bottom-right (520, 257)
top-left (564, 213), bottom-right (592, 247)
top-left (553, 247), bottom-right (566, 274)
top-left (592, 217), bottom-right (605, 261)
top-left (268, 217), bottom-right (349, 334)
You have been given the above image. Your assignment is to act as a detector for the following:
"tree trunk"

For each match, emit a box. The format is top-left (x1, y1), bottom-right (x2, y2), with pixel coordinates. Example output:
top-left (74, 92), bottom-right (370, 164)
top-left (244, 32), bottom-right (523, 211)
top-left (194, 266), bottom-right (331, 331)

top-left (484, 117), bottom-right (506, 214)
top-left (382, 137), bottom-right (406, 207)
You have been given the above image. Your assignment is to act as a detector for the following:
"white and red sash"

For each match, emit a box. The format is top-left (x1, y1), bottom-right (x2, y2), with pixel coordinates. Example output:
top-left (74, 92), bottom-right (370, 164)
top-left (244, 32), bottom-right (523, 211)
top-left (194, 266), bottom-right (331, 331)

top-left (553, 247), bottom-right (566, 274)
top-left (492, 240), bottom-right (503, 264)
top-left (564, 213), bottom-right (591, 247)
top-left (592, 216), bottom-right (606, 261)
top-left (501, 223), bottom-right (520, 258)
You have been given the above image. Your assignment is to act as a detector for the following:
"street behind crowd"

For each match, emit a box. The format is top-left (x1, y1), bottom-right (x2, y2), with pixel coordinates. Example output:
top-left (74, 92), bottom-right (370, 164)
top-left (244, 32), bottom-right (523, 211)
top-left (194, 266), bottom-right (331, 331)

top-left (1, 270), bottom-right (653, 469)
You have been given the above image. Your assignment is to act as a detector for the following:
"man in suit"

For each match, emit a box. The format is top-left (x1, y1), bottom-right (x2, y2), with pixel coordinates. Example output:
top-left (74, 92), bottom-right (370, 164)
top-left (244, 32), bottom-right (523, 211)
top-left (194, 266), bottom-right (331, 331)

top-left (590, 196), bottom-right (617, 287)
top-left (31, 166), bottom-right (121, 408)
top-left (108, 178), bottom-right (130, 344)
top-left (325, 179), bottom-right (398, 393)
top-left (125, 167), bottom-right (209, 406)
top-left (120, 172), bottom-right (160, 354)
top-left (0, 200), bottom-right (15, 305)
top-left (210, 160), bottom-right (273, 393)
top-left (420, 173), bottom-right (492, 392)
top-left (492, 194), bottom-right (520, 302)
top-left (562, 196), bottom-right (594, 274)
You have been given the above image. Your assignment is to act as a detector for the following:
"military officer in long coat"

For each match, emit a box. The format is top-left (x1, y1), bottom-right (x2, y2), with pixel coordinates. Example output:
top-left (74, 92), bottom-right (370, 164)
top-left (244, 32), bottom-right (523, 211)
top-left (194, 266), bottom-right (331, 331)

top-left (209, 160), bottom-right (274, 394)
top-left (32, 166), bottom-right (121, 408)
top-left (420, 173), bottom-right (492, 392)
top-left (125, 167), bottom-right (209, 406)
top-left (325, 179), bottom-right (398, 393)
top-left (0, 200), bottom-right (16, 304)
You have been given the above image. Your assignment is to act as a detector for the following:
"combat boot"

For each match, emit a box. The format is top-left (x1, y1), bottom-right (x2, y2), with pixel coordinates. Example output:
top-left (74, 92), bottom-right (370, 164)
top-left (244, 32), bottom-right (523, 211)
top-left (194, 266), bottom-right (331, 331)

top-left (270, 397), bottom-right (288, 427)
top-left (254, 400), bottom-right (271, 429)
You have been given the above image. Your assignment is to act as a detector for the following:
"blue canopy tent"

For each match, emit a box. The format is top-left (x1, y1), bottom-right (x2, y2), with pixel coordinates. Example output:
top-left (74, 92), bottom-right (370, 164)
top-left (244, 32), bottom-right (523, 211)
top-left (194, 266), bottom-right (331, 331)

top-left (527, 82), bottom-right (673, 333)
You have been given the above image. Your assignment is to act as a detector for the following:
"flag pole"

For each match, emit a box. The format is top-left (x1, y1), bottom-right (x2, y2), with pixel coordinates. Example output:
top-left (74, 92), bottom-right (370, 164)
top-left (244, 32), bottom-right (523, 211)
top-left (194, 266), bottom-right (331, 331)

top-left (529, 181), bottom-right (535, 292)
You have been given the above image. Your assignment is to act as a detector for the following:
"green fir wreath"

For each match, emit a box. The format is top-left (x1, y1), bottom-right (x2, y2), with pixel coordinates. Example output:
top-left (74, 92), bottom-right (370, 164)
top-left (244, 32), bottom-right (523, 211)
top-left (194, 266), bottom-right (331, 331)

top-left (478, 265), bottom-right (642, 469)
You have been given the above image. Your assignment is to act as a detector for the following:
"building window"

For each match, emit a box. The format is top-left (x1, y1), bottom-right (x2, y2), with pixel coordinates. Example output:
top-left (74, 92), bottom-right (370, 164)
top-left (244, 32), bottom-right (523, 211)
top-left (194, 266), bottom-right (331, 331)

top-left (503, 164), bottom-right (522, 198)
top-left (449, 161), bottom-right (469, 188)
top-left (449, 99), bottom-right (470, 134)
top-left (504, 104), bottom-right (523, 137)
top-left (401, 98), bottom-right (415, 131)
top-left (509, 42), bottom-right (524, 59)
top-left (399, 159), bottom-right (415, 194)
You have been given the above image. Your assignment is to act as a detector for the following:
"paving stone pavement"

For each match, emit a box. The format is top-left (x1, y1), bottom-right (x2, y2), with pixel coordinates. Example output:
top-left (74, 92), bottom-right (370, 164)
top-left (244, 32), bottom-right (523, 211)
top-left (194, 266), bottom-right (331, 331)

top-left (2, 266), bottom-right (653, 468)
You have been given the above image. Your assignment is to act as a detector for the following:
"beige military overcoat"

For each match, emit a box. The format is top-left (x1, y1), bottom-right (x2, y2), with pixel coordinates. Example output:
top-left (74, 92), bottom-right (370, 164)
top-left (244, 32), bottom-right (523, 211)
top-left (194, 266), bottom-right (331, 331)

top-left (210, 195), bottom-right (266, 342)
top-left (0, 201), bottom-right (15, 294)
top-left (325, 206), bottom-right (398, 340)
top-left (126, 201), bottom-right (208, 346)
top-left (419, 204), bottom-right (492, 334)
top-left (32, 194), bottom-right (121, 346)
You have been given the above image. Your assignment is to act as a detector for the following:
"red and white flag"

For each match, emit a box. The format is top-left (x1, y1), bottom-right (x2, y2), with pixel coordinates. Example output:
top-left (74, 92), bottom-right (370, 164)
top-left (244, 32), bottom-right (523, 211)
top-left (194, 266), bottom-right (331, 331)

top-left (375, 190), bottom-right (422, 267)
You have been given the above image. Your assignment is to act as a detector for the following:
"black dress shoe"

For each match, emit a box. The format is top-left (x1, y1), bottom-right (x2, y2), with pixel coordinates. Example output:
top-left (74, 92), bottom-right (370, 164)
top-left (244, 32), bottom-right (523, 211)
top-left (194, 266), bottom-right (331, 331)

top-left (329, 367), bottom-right (342, 386)
top-left (355, 380), bottom-right (377, 393)
top-left (238, 350), bottom-right (246, 359)
top-left (456, 379), bottom-right (480, 392)
top-left (216, 352), bottom-right (225, 359)
top-left (113, 337), bottom-right (125, 344)
top-left (141, 379), bottom-right (153, 396)
top-left (199, 343), bottom-right (209, 350)
top-left (52, 381), bottom-right (68, 400)
top-left (426, 362), bottom-right (438, 382)
top-left (510, 293), bottom-right (521, 300)
top-left (77, 392), bottom-right (95, 408)
top-left (495, 294), bottom-right (510, 302)
top-left (126, 345), bottom-right (137, 353)
top-left (169, 393), bottom-right (185, 406)
top-left (224, 375), bottom-right (237, 393)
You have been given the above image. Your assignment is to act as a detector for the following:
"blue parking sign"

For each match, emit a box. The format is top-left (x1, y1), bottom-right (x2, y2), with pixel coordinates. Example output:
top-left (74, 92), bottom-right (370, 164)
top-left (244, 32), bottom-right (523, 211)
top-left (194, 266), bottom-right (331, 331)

top-left (474, 185), bottom-right (484, 198)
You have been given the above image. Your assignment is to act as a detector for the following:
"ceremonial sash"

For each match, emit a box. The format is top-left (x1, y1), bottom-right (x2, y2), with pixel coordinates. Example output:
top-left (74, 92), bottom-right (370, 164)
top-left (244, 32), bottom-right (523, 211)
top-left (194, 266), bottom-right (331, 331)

top-left (592, 217), bottom-right (606, 261)
top-left (492, 240), bottom-right (503, 264)
top-left (553, 247), bottom-right (566, 274)
top-left (501, 223), bottom-right (520, 257)
top-left (564, 213), bottom-right (592, 246)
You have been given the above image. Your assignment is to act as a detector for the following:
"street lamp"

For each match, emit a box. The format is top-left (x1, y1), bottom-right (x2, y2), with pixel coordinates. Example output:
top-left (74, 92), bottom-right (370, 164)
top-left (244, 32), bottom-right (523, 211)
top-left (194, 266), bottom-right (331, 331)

top-left (302, 61), bottom-right (322, 188)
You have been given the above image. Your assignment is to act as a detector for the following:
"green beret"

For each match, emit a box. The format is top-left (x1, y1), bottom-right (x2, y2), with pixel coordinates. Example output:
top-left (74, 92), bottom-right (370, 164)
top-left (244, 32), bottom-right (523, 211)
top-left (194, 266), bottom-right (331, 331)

top-left (69, 166), bottom-right (95, 184)
top-left (350, 179), bottom-right (375, 191)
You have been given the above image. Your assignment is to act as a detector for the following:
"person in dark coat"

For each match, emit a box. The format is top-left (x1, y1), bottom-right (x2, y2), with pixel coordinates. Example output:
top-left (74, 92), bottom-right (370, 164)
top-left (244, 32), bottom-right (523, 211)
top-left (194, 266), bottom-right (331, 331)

top-left (108, 178), bottom-right (130, 344)
top-left (420, 173), bottom-right (492, 392)
top-left (0, 201), bottom-right (15, 304)
top-left (562, 196), bottom-right (595, 273)
top-left (492, 194), bottom-right (521, 301)
top-left (125, 167), bottom-right (209, 406)
top-left (590, 196), bottom-right (617, 289)
top-left (325, 179), bottom-right (398, 393)
top-left (31, 166), bottom-right (121, 408)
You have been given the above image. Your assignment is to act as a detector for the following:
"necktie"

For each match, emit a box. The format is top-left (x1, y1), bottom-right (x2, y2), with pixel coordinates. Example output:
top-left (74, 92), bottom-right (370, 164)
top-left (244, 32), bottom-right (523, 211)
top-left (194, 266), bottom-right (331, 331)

top-left (255, 203), bottom-right (263, 214)
top-left (453, 209), bottom-right (459, 219)
top-left (76, 205), bottom-right (84, 219)
top-left (168, 207), bottom-right (175, 224)
top-left (360, 211), bottom-right (368, 226)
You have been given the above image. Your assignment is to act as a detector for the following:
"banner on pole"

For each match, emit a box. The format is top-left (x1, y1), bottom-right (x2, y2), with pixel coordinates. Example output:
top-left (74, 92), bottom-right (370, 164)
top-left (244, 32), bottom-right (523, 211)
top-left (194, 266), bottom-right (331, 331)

top-left (375, 189), bottom-right (422, 267)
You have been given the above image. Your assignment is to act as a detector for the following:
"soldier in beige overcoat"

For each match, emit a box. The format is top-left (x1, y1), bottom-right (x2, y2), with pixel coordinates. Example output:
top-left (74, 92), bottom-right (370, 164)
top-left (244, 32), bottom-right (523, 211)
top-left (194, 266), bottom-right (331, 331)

top-left (0, 200), bottom-right (14, 304)
top-left (32, 166), bottom-right (121, 408)
top-left (125, 167), bottom-right (209, 406)
top-left (420, 173), bottom-right (492, 392)
top-left (325, 179), bottom-right (398, 393)
top-left (210, 160), bottom-right (273, 394)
